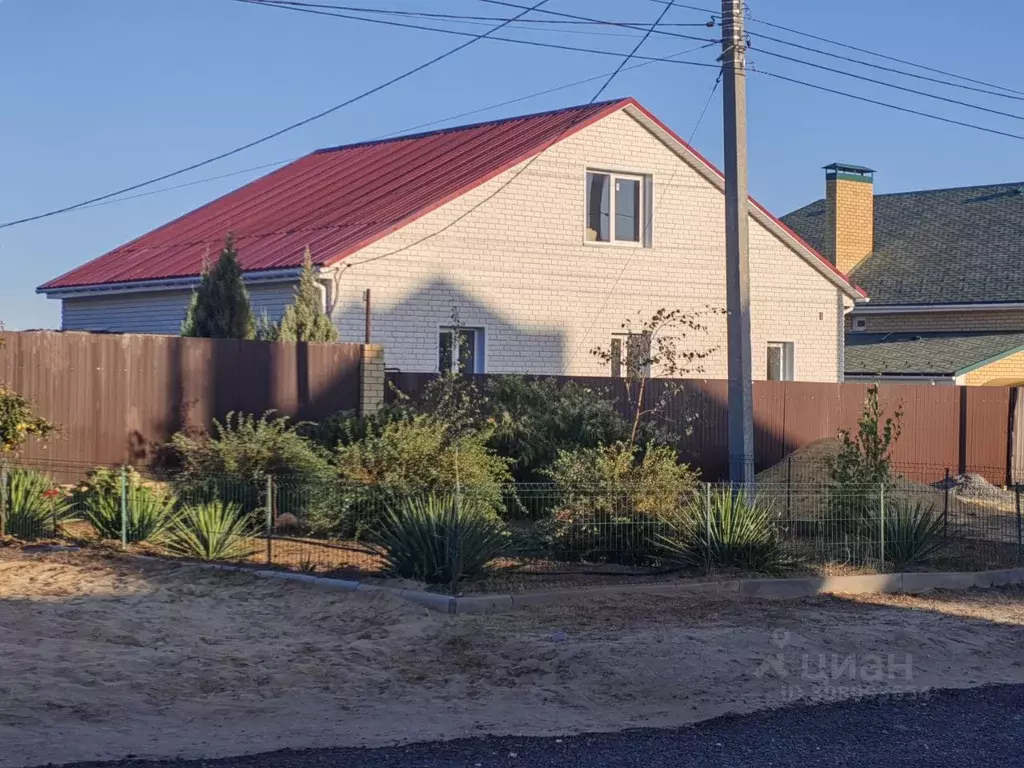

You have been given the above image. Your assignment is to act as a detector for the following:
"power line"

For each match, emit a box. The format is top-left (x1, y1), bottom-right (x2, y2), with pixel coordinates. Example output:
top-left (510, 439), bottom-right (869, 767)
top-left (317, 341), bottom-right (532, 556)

top-left (250, 0), bottom-right (716, 27)
top-left (752, 46), bottom-right (1024, 123)
top-left (346, 38), bottom-right (718, 272)
top-left (643, 0), bottom-right (1024, 98)
top-left (560, 69), bottom-right (724, 375)
top-left (592, 0), bottom-right (677, 102)
top-left (748, 31), bottom-right (1024, 103)
top-left (0, 0), bottom-right (554, 231)
top-left (71, 46), bottom-right (716, 214)
top-left (754, 68), bottom-right (1024, 142)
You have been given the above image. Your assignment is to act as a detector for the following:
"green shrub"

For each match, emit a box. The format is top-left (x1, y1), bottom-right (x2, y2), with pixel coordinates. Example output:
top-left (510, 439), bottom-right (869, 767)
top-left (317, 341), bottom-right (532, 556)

top-left (372, 493), bottom-right (508, 584)
top-left (883, 500), bottom-right (945, 568)
top-left (2, 469), bottom-right (72, 539)
top-left (658, 488), bottom-right (794, 574)
top-left (486, 377), bottom-right (641, 483)
top-left (84, 482), bottom-right (176, 543)
top-left (544, 442), bottom-right (699, 565)
top-left (324, 415), bottom-right (511, 537)
top-left (164, 501), bottom-right (257, 561)
top-left (168, 411), bottom-right (334, 522)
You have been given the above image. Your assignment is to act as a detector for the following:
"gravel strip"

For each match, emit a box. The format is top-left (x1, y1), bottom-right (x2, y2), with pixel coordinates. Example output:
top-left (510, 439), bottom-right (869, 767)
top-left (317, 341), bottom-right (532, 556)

top-left (44, 684), bottom-right (1024, 768)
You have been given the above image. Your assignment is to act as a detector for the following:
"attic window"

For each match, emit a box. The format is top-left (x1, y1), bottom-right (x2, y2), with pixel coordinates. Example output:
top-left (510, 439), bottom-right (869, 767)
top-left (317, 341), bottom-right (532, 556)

top-left (585, 171), bottom-right (650, 245)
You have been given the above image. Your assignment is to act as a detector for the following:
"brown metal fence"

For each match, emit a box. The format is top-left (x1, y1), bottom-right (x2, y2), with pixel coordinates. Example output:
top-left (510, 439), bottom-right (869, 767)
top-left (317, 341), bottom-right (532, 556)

top-left (387, 373), bottom-right (1019, 485)
top-left (1, 331), bottom-right (364, 469)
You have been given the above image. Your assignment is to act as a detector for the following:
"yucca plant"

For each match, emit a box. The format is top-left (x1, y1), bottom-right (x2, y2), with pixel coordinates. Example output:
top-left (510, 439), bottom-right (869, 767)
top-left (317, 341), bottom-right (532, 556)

top-left (373, 493), bottom-right (508, 585)
top-left (164, 500), bottom-right (257, 561)
top-left (884, 499), bottom-right (945, 568)
top-left (2, 469), bottom-right (72, 539)
top-left (84, 484), bottom-right (176, 543)
top-left (657, 487), bottom-right (796, 574)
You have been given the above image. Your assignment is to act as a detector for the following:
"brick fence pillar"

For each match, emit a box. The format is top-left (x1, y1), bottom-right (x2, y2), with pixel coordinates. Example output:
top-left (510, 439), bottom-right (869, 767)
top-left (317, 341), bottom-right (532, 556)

top-left (359, 344), bottom-right (385, 418)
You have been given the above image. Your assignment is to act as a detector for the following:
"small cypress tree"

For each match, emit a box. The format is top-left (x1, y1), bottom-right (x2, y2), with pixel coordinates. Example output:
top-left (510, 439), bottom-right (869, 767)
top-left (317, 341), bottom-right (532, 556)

top-left (275, 248), bottom-right (339, 343)
top-left (180, 234), bottom-right (256, 339)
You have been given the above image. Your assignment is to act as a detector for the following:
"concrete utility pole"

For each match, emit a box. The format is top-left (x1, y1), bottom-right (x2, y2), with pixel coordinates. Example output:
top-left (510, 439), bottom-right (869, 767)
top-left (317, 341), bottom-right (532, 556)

top-left (721, 0), bottom-right (755, 486)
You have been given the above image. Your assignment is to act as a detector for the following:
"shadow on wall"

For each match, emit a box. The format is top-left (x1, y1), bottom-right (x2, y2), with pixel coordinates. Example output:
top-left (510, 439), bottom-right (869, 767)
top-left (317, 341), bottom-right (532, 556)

top-left (332, 277), bottom-right (567, 375)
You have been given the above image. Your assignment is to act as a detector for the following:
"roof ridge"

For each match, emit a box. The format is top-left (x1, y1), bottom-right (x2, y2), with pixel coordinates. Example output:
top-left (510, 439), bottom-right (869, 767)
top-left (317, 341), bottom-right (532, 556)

top-left (872, 180), bottom-right (1024, 198)
top-left (312, 97), bottom-right (632, 155)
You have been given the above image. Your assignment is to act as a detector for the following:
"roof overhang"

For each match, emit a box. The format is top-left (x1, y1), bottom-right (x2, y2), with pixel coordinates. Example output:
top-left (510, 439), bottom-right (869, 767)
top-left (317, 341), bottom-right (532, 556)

top-left (852, 302), bottom-right (1024, 315)
top-left (38, 267), bottom-right (305, 300)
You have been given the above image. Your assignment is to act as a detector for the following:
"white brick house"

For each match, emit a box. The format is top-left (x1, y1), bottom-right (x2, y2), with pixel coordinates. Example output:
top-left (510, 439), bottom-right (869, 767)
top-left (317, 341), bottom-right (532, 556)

top-left (39, 98), bottom-right (866, 382)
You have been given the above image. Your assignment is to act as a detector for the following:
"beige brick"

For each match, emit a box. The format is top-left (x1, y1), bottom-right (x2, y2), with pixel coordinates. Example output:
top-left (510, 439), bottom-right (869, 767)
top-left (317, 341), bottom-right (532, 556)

top-left (330, 110), bottom-right (847, 382)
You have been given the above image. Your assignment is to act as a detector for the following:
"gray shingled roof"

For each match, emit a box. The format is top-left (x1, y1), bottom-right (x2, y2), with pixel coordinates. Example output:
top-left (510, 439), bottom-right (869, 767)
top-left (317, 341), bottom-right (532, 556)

top-left (782, 182), bottom-right (1024, 306)
top-left (845, 332), bottom-right (1024, 376)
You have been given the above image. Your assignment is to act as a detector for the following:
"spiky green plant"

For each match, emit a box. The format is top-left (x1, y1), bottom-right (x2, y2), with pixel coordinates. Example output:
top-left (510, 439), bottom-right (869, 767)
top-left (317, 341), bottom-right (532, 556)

top-left (2, 469), bottom-right (72, 539)
top-left (884, 499), bottom-right (945, 568)
top-left (164, 501), bottom-right (257, 561)
top-left (373, 494), bottom-right (508, 584)
top-left (84, 484), bottom-right (176, 543)
top-left (657, 488), bottom-right (795, 573)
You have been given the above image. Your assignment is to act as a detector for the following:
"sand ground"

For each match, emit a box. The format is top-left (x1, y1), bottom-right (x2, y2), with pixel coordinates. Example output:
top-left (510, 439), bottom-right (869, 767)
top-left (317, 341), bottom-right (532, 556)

top-left (2, 547), bottom-right (1024, 768)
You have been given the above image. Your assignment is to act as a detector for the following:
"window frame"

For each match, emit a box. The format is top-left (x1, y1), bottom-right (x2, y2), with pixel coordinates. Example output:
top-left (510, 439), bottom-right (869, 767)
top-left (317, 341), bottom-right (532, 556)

top-left (852, 317), bottom-right (867, 332)
top-left (766, 341), bottom-right (795, 381)
top-left (437, 326), bottom-right (486, 374)
top-left (583, 168), bottom-right (650, 248)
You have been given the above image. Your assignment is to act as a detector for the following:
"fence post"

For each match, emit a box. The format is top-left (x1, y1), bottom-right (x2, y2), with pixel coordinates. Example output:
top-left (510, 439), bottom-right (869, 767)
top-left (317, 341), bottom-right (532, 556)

top-left (119, 466), bottom-right (128, 548)
top-left (704, 482), bottom-right (712, 576)
top-left (785, 456), bottom-right (792, 523)
top-left (943, 468), bottom-right (950, 544)
top-left (265, 475), bottom-right (274, 565)
top-left (878, 482), bottom-right (886, 568)
top-left (1016, 484), bottom-right (1022, 567)
top-left (0, 462), bottom-right (8, 536)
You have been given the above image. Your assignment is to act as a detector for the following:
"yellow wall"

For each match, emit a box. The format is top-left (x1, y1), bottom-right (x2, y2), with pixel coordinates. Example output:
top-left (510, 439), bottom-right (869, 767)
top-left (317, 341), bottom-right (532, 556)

top-left (961, 349), bottom-right (1024, 386)
top-left (827, 177), bottom-right (874, 275)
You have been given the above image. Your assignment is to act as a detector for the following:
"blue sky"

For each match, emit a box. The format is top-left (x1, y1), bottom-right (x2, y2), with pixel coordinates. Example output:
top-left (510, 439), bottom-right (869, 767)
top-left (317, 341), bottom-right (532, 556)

top-left (2, 0), bottom-right (1022, 329)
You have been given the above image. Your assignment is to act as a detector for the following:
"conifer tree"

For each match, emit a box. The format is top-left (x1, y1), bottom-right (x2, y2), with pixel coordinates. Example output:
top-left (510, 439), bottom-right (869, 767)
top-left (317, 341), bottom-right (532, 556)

top-left (274, 248), bottom-right (339, 343)
top-left (180, 234), bottom-right (256, 339)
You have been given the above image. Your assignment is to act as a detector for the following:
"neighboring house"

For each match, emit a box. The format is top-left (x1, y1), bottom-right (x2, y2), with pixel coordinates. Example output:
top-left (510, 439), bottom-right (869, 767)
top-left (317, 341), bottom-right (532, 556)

top-left (39, 98), bottom-right (865, 381)
top-left (784, 165), bottom-right (1024, 385)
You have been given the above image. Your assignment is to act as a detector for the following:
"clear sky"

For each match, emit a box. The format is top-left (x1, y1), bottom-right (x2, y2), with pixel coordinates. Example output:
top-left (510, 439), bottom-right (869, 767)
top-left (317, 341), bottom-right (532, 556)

top-left (2, 0), bottom-right (1022, 329)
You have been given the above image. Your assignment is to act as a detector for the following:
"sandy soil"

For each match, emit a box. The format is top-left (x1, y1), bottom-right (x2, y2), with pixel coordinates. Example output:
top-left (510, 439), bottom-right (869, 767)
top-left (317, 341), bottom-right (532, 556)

top-left (3, 548), bottom-right (1024, 768)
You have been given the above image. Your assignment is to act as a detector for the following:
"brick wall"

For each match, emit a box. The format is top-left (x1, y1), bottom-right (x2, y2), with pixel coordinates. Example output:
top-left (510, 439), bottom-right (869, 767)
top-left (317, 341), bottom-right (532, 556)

top-left (826, 177), bottom-right (873, 274)
top-left (848, 309), bottom-right (1024, 334)
top-left (329, 109), bottom-right (848, 382)
top-left (961, 349), bottom-right (1024, 385)
top-left (359, 344), bottom-right (385, 416)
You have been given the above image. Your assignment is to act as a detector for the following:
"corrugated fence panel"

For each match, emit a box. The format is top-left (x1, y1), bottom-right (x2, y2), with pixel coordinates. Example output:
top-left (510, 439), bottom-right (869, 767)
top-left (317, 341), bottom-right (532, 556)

top-left (1, 331), bottom-right (364, 469)
top-left (964, 386), bottom-right (1011, 482)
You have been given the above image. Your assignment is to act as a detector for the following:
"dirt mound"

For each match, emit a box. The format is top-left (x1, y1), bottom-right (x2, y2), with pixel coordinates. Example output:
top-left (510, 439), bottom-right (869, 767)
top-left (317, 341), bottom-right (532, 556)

top-left (756, 438), bottom-right (841, 486)
top-left (951, 472), bottom-right (1008, 499)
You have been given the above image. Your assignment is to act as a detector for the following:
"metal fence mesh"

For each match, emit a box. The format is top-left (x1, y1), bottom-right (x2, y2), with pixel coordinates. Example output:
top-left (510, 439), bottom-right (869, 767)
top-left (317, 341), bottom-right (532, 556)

top-left (1, 458), bottom-right (1021, 593)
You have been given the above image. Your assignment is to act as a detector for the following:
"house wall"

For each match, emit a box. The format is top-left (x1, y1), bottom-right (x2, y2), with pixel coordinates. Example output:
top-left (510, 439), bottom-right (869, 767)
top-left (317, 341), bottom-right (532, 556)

top-left (960, 349), bottom-right (1024, 386)
top-left (848, 309), bottom-right (1024, 334)
top-left (60, 283), bottom-right (298, 334)
top-left (330, 109), bottom-right (848, 381)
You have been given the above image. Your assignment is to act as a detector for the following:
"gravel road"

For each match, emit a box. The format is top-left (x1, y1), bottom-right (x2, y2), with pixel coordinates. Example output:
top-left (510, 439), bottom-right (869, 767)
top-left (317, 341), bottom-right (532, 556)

top-left (48, 683), bottom-right (1024, 768)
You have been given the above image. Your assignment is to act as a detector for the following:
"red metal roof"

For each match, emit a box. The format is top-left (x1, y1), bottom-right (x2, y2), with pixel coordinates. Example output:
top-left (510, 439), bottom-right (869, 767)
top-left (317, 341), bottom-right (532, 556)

top-left (40, 99), bottom-right (630, 290)
top-left (40, 96), bottom-right (864, 299)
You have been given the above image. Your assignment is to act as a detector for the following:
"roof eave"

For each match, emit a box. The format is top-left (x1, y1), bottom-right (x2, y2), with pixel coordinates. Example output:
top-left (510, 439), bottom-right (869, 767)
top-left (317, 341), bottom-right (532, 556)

top-left (38, 267), bottom-right (306, 299)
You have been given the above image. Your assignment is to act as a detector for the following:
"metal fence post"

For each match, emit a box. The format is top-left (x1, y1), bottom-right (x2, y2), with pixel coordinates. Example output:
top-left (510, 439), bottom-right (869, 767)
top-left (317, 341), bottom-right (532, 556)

top-left (879, 482), bottom-right (886, 568)
top-left (0, 462), bottom-right (8, 536)
top-left (785, 456), bottom-right (792, 523)
top-left (265, 474), bottom-right (274, 565)
top-left (943, 468), bottom-right (950, 544)
top-left (119, 466), bottom-right (128, 547)
top-left (704, 482), bottom-right (712, 576)
top-left (1016, 484), bottom-right (1022, 566)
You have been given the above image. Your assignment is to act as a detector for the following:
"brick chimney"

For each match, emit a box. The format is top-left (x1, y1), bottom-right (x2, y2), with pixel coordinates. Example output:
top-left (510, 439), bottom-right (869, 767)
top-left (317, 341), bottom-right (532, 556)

top-left (824, 163), bottom-right (875, 275)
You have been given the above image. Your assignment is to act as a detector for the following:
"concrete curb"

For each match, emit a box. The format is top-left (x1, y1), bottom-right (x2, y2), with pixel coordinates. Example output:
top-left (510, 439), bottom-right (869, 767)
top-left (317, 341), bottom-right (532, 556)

top-left (190, 561), bottom-right (1024, 615)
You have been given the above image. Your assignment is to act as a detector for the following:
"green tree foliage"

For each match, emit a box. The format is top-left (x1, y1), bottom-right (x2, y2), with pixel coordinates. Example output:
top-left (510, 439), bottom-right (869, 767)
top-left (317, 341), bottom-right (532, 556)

top-left (0, 329), bottom-right (56, 456)
top-left (272, 249), bottom-right (338, 343)
top-left (180, 234), bottom-right (256, 339)
top-left (544, 442), bottom-right (699, 564)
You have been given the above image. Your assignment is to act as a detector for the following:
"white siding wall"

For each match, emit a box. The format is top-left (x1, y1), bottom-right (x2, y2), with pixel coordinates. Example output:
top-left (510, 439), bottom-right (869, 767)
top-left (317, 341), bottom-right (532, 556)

top-left (60, 283), bottom-right (298, 335)
top-left (331, 109), bottom-right (847, 381)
